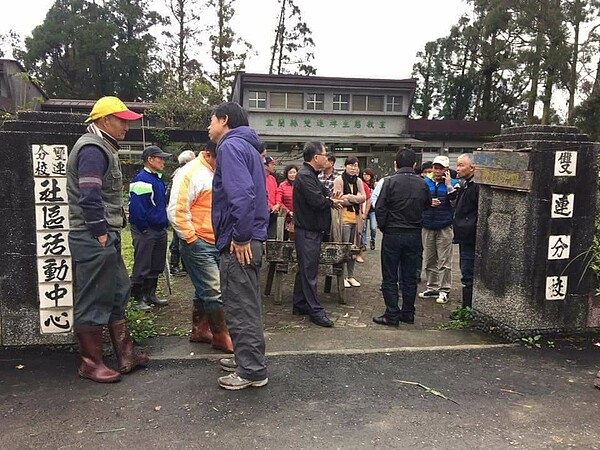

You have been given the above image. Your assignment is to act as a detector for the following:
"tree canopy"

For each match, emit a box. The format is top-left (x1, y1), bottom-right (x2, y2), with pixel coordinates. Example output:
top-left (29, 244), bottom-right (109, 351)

top-left (412, 0), bottom-right (600, 128)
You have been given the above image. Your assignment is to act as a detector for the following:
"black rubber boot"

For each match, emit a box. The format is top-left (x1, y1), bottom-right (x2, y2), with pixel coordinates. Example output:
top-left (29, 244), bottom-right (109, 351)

top-left (462, 286), bottom-right (473, 309)
top-left (145, 278), bottom-right (168, 306)
top-left (131, 282), bottom-right (151, 311)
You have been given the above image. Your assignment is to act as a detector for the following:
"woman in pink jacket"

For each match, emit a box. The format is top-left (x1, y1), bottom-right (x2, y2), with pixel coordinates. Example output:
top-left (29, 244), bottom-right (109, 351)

top-left (276, 164), bottom-right (298, 240)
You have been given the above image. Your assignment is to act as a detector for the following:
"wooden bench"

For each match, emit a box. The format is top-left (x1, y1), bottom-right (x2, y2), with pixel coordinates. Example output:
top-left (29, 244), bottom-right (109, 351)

top-left (264, 240), bottom-right (353, 305)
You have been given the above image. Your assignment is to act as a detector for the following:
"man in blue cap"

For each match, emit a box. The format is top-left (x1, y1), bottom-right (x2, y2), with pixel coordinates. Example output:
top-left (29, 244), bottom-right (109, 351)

top-left (129, 145), bottom-right (173, 310)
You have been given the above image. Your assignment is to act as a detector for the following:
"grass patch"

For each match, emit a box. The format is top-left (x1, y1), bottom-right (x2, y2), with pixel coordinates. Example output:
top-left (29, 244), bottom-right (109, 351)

top-left (438, 306), bottom-right (473, 330)
top-left (125, 303), bottom-right (159, 344)
top-left (121, 225), bottom-right (161, 344)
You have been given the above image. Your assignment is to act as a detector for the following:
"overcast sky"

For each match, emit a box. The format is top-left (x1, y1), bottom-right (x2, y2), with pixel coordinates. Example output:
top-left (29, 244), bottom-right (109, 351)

top-left (2, 0), bottom-right (470, 79)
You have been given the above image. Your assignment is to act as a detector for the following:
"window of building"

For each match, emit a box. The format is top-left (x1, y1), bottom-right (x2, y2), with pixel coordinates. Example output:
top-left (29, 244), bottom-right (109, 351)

top-left (248, 90), bottom-right (267, 108)
top-left (306, 93), bottom-right (324, 110)
top-left (333, 94), bottom-right (350, 111)
top-left (352, 95), bottom-right (384, 112)
top-left (270, 92), bottom-right (303, 109)
top-left (386, 95), bottom-right (403, 112)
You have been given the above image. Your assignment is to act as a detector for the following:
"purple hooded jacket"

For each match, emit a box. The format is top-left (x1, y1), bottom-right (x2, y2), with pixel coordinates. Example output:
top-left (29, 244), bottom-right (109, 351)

top-left (211, 126), bottom-right (269, 251)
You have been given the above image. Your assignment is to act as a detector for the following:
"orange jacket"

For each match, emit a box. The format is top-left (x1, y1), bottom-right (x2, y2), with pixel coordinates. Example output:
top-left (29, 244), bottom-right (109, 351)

top-left (167, 154), bottom-right (215, 245)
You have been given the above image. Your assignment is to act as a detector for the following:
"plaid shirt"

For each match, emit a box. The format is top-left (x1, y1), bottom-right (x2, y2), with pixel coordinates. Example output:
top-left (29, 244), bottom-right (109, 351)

top-left (318, 170), bottom-right (336, 197)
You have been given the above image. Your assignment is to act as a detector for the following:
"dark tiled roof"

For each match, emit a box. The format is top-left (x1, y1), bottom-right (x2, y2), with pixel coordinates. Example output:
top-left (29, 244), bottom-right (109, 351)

top-left (409, 119), bottom-right (501, 135)
top-left (43, 99), bottom-right (156, 112)
top-left (238, 72), bottom-right (416, 90)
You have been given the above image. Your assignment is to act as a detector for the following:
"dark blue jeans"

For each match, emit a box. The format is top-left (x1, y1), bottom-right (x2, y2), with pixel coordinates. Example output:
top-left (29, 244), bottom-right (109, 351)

top-left (459, 242), bottom-right (475, 287)
top-left (179, 238), bottom-right (222, 311)
top-left (380, 230), bottom-right (421, 320)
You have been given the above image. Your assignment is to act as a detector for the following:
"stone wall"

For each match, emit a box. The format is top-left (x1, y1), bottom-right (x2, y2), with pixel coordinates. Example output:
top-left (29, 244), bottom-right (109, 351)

top-left (472, 125), bottom-right (599, 338)
top-left (0, 111), bottom-right (84, 345)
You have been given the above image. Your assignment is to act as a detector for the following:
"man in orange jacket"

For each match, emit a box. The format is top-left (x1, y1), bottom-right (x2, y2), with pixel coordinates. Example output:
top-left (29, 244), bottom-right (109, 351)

top-left (167, 142), bottom-right (233, 353)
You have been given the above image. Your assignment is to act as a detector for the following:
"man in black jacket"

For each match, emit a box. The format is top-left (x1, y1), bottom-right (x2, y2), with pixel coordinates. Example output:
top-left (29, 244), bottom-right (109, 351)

top-left (448, 153), bottom-right (479, 308)
top-left (373, 149), bottom-right (431, 326)
top-left (292, 141), bottom-right (343, 327)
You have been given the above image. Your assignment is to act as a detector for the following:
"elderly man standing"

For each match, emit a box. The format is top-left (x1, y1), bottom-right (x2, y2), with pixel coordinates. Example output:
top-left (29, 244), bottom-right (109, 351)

top-left (209, 102), bottom-right (269, 390)
top-left (167, 141), bottom-right (233, 353)
top-left (169, 150), bottom-right (196, 277)
top-left (66, 96), bottom-right (148, 383)
top-left (128, 145), bottom-right (173, 310)
top-left (418, 155), bottom-right (458, 304)
top-left (448, 153), bottom-right (480, 308)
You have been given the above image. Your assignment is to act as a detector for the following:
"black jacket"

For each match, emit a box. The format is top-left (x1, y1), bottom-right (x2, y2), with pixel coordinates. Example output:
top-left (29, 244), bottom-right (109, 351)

top-left (293, 163), bottom-right (332, 232)
top-left (449, 177), bottom-right (479, 243)
top-left (375, 168), bottom-right (431, 233)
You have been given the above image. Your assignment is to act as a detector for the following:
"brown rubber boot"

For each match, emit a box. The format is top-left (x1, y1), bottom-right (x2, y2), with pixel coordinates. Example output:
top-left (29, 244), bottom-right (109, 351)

top-left (108, 319), bottom-right (150, 374)
top-left (206, 308), bottom-right (234, 353)
top-left (190, 302), bottom-right (213, 344)
top-left (76, 327), bottom-right (121, 383)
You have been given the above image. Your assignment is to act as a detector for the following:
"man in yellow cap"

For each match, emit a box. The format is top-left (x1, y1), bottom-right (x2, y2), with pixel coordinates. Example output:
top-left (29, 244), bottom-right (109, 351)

top-left (66, 96), bottom-right (148, 383)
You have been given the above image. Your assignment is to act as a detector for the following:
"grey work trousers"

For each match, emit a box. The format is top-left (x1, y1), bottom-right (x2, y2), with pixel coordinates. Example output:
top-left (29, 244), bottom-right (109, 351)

top-left (422, 226), bottom-right (454, 293)
top-left (220, 240), bottom-right (267, 381)
top-left (68, 230), bottom-right (130, 328)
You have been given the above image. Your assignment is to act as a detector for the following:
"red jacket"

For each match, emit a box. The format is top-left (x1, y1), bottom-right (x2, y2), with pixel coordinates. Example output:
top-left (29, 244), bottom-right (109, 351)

top-left (276, 180), bottom-right (294, 212)
top-left (266, 173), bottom-right (278, 210)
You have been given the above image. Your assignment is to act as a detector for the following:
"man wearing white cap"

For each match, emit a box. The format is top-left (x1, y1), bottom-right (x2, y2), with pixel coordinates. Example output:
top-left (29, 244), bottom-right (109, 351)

top-left (66, 96), bottom-right (148, 383)
top-left (418, 155), bottom-right (458, 304)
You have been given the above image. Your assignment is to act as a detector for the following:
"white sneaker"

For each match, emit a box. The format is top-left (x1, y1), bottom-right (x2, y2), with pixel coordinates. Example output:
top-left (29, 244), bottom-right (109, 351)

top-left (344, 278), bottom-right (351, 288)
top-left (347, 277), bottom-right (361, 287)
top-left (218, 372), bottom-right (268, 390)
top-left (418, 290), bottom-right (439, 299)
top-left (219, 357), bottom-right (237, 372)
top-left (436, 292), bottom-right (449, 304)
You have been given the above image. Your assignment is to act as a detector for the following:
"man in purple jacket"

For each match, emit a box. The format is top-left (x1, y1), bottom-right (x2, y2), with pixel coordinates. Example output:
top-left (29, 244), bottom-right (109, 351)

top-left (209, 102), bottom-right (269, 390)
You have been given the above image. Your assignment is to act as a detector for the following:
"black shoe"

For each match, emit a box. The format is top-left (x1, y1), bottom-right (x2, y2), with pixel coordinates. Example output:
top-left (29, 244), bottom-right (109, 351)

top-left (292, 308), bottom-right (309, 316)
top-left (398, 314), bottom-right (415, 324)
top-left (370, 241), bottom-right (375, 251)
top-left (372, 315), bottom-right (399, 327)
top-left (310, 315), bottom-right (334, 327)
top-left (170, 267), bottom-right (187, 277)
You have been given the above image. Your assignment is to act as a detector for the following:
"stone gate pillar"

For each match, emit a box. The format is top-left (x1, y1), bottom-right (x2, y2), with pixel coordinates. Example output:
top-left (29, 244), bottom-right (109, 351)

top-left (473, 125), bottom-right (599, 338)
top-left (0, 112), bottom-right (85, 346)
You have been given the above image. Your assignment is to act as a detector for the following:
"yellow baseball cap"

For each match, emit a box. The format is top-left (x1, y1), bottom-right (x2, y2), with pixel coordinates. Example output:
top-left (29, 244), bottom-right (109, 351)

top-left (85, 96), bottom-right (143, 123)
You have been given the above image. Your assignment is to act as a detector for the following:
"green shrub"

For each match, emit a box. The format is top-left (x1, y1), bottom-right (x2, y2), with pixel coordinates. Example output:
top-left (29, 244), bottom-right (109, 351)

top-left (438, 306), bottom-right (473, 330)
top-left (126, 304), bottom-right (159, 344)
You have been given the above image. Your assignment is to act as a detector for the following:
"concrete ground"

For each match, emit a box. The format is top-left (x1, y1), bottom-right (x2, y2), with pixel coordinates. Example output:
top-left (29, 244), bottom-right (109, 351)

top-left (1, 344), bottom-right (599, 449)
top-left (154, 240), bottom-right (463, 334)
top-left (3, 239), bottom-right (599, 448)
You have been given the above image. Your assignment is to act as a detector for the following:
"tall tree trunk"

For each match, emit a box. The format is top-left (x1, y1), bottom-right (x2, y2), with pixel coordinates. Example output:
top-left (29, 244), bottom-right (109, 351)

top-left (178, 1), bottom-right (185, 92)
top-left (269, 0), bottom-right (286, 74)
top-left (218, 0), bottom-right (224, 97)
top-left (541, 68), bottom-right (554, 124)
top-left (567, 0), bottom-right (581, 125)
top-left (479, 34), bottom-right (496, 121)
top-left (276, 0), bottom-right (287, 75)
top-left (592, 56), bottom-right (600, 96)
